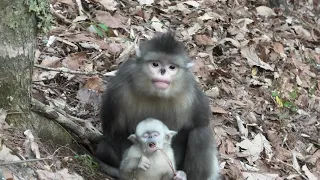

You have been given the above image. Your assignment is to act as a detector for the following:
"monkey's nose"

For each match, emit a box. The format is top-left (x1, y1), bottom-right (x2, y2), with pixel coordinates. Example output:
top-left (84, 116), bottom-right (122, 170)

top-left (160, 68), bottom-right (166, 75)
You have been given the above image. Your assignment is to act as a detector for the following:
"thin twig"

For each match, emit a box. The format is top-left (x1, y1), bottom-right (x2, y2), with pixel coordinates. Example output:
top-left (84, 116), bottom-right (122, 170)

top-left (0, 157), bottom-right (53, 166)
top-left (50, 5), bottom-right (72, 25)
top-left (34, 64), bottom-right (105, 76)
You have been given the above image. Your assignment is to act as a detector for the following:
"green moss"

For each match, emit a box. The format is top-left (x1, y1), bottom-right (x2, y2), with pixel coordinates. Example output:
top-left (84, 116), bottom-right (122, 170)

top-left (26, 0), bottom-right (52, 33)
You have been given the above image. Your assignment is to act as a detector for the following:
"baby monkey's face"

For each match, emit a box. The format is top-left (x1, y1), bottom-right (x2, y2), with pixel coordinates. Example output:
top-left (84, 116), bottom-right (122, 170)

top-left (139, 130), bottom-right (164, 154)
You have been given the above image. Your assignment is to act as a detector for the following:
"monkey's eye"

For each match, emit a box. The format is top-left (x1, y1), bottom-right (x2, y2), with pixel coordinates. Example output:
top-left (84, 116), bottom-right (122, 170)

top-left (151, 62), bottom-right (159, 67)
top-left (169, 65), bottom-right (176, 70)
top-left (152, 132), bottom-right (159, 137)
top-left (142, 133), bottom-right (149, 138)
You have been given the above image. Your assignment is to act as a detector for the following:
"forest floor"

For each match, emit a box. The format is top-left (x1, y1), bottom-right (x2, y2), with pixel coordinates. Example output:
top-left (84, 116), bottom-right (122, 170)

top-left (0, 0), bottom-right (319, 180)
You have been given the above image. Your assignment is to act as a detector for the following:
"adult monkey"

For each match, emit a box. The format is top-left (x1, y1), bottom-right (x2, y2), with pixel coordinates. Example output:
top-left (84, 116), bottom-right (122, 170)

top-left (96, 32), bottom-right (220, 180)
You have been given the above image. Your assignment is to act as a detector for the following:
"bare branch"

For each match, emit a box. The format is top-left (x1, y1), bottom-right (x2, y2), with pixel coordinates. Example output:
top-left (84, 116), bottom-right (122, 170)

top-left (31, 98), bottom-right (101, 142)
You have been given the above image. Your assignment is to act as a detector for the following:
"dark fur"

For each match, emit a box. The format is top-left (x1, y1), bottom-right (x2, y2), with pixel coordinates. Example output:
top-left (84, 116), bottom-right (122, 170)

top-left (96, 32), bottom-right (219, 180)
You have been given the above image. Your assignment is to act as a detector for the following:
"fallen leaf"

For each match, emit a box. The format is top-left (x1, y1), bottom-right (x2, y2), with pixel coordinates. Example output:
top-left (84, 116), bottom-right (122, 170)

top-left (76, 88), bottom-right (102, 111)
top-left (236, 133), bottom-right (272, 163)
top-left (187, 23), bottom-right (201, 35)
top-left (195, 34), bottom-right (215, 45)
top-left (235, 116), bottom-right (248, 137)
top-left (57, 0), bottom-right (76, 7)
top-left (240, 46), bottom-right (274, 71)
top-left (137, 0), bottom-right (154, 5)
top-left (302, 165), bottom-right (317, 180)
top-left (242, 172), bottom-right (279, 180)
top-left (256, 6), bottom-right (276, 17)
top-left (95, 10), bottom-right (128, 29)
top-left (72, 15), bottom-right (88, 22)
top-left (83, 76), bottom-right (104, 92)
top-left (0, 108), bottom-right (8, 130)
top-left (37, 71), bottom-right (60, 81)
top-left (183, 1), bottom-right (200, 8)
top-left (24, 130), bottom-right (41, 159)
top-left (292, 151), bottom-right (300, 172)
top-left (205, 87), bottom-right (220, 98)
top-left (107, 42), bottom-right (123, 55)
top-left (62, 52), bottom-right (87, 70)
top-left (0, 144), bottom-right (21, 162)
top-left (37, 168), bottom-right (84, 180)
top-left (79, 42), bottom-right (100, 50)
top-left (273, 42), bottom-right (285, 54)
top-left (151, 16), bottom-right (164, 32)
top-left (211, 106), bottom-right (228, 114)
top-left (198, 12), bottom-right (224, 21)
top-left (40, 56), bottom-right (61, 67)
top-left (1, 167), bottom-right (14, 180)
top-left (99, 0), bottom-right (118, 11)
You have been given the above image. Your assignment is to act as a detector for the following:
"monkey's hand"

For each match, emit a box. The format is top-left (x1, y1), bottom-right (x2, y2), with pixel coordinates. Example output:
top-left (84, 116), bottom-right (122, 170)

top-left (173, 171), bottom-right (187, 180)
top-left (137, 156), bottom-right (151, 171)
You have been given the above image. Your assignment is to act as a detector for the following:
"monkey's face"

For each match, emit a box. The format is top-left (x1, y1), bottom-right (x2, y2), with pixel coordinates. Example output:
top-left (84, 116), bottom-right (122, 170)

top-left (139, 131), bottom-right (165, 154)
top-left (134, 53), bottom-right (190, 98)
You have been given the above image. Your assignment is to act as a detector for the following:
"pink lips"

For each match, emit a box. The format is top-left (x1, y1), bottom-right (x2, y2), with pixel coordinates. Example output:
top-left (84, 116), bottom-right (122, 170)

top-left (152, 79), bottom-right (170, 89)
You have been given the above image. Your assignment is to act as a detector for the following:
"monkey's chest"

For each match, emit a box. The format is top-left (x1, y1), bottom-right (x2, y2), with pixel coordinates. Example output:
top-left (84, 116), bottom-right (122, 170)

top-left (134, 153), bottom-right (175, 180)
top-left (122, 100), bottom-right (191, 132)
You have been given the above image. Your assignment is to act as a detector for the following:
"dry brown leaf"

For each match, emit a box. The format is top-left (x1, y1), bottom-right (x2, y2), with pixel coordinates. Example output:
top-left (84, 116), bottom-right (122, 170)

top-left (226, 138), bottom-right (236, 154)
top-left (37, 168), bottom-right (83, 180)
top-left (187, 23), bottom-right (201, 35)
top-left (224, 126), bottom-right (239, 136)
top-left (151, 16), bottom-right (164, 32)
top-left (183, 1), bottom-right (200, 8)
top-left (256, 6), bottom-right (276, 17)
top-left (1, 167), bottom-right (14, 180)
top-left (95, 10), bottom-right (128, 29)
top-left (62, 52), bottom-right (87, 70)
top-left (23, 130), bottom-right (41, 159)
top-left (0, 108), bottom-right (8, 131)
top-left (273, 42), bottom-right (285, 54)
top-left (211, 106), bottom-right (228, 114)
top-left (235, 116), bottom-right (248, 137)
top-left (0, 144), bottom-right (21, 162)
top-left (83, 76), bottom-right (104, 92)
top-left (302, 165), bottom-right (318, 180)
top-left (240, 46), bottom-right (274, 71)
top-left (198, 12), bottom-right (224, 21)
top-left (99, 0), bottom-right (118, 11)
top-left (195, 35), bottom-right (215, 45)
top-left (137, 0), bottom-right (154, 5)
top-left (242, 172), bottom-right (279, 180)
top-left (205, 87), bottom-right (220, 98)
top-left (40, 56), bottom-right (61, 67)
top-left (107, 42), bottom-right (123, 55)
top-left (57, 0), bottom-right (76, 7)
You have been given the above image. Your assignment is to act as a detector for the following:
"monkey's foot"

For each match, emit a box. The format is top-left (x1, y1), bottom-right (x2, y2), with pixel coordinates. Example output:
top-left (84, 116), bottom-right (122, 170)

top-left (173, 171), bottom-right (187, 180)
top-left (98, 161), bottom-right (120, 178)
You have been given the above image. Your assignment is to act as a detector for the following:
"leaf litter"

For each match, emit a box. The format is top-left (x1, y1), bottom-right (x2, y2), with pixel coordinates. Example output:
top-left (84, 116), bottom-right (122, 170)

top-left (3, 0), bottom-right (319, 179)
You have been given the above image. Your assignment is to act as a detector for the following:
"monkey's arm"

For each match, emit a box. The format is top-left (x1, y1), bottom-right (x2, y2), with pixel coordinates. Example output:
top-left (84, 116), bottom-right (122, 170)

top-left (119, 147), bottom-right (142, 173)
top-left (183, 91), bottom-right (219, 180)
top-left (184, 126), bottom-right (218, 179)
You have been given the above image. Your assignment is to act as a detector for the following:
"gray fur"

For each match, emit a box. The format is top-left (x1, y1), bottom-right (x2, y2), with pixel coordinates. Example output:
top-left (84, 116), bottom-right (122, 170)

top-left (95, 32), bottom-right (220, 180)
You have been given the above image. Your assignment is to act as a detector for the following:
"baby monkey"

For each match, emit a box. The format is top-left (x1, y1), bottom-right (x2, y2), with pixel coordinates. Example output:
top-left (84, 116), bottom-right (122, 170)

top-left (119, 118), bottom-right (187, 180)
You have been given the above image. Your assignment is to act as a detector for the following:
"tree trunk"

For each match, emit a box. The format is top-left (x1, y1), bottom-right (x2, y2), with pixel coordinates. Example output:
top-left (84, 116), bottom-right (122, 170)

top-left (0, 0), bottom-right (72, 145)
top-left (0, 0), bottom-right (35, 117)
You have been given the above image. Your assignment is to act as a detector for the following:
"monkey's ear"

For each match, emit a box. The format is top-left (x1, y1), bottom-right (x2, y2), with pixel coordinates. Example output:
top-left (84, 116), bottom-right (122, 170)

top-left (128, 134), bottom-right (137, 143)
top-left (165, 130), bottom-right (177, 142)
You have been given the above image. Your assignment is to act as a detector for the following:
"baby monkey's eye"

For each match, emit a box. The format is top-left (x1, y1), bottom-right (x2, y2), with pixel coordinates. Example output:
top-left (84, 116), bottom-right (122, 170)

top-left (152, 62), bottom-right (159, 67)
top-left (169, 65), bottom-right (176, 70)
